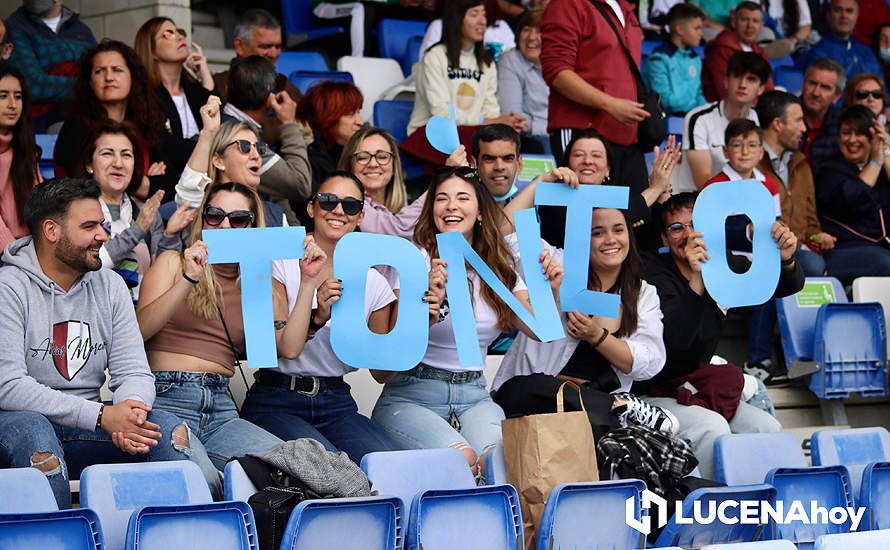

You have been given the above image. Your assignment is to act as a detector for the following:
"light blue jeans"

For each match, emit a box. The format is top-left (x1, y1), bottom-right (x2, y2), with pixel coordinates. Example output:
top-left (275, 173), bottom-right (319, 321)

top-left (152, 371), bottom-right (283, 498)
top-left (371, 373), bottom-right (505, 460)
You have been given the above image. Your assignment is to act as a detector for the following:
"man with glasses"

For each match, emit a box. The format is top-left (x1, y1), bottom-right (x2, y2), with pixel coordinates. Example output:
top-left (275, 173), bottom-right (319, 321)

top-left (634, 192), bottom-right (802, 478)
top-left (221, 55), bottom-right (312, 225)
top-left (802, 0), bottom-right (882, 81)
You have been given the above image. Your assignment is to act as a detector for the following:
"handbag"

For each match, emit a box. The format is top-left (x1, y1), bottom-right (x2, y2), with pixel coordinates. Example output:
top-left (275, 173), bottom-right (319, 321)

top-left (589, 0), bottom-right (667, 151)
top-left (502, 381), bottom-right (600, 550)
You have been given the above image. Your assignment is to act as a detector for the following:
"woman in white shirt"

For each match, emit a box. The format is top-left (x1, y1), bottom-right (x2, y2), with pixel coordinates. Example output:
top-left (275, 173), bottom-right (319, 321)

top-left (370, 166), bottom-right (561, 475)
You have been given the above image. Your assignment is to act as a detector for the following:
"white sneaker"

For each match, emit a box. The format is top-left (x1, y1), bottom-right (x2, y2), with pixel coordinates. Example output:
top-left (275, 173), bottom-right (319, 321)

top-left (613, 393), bottom-right (679, 435)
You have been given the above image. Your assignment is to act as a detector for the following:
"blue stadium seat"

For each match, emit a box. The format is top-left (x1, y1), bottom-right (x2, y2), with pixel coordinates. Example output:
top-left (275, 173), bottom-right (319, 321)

top-left (288, 70), bottom-right (354, 93)
top-left (812, 427), bottom-right (890, 499)
top-left (279, 496), bottom-right (403, 549)
top-left (654, 484), bottom-right (777, 548)
top-left (223, 460), bottom-right (257, 502)
top-left (276, 51), bottom-right (328, 77)
top-left (0, 508), bottom-right (104, 549)
top-left (537, 480), bottom-right (646, 550)
top-left (378, 19), bottom-right (428, 75)
top-left (667, 116), bottom-right (684, 136)
top-left (373, 99), bottom-right (413, 143)
top-left (280, 0), bottom-right (345, 46)
top-left (407, 484), bottom-right (523, 550)
top-left (0, 467), bottom-right (58, 512)
top-left (405, 35), bottom-right (425, 72)
top-left (360, 448), bottom-right (475, 515)
top-left (860, 462), bottom-right (890, 530)
top-left (642, 40), bottom-right (661, 57)
top-left (764, 465), bottom-right (855, 548)
top-left (814, 529), bottom-right (890, 549)
top-left (775, 66), bottom-right (804, 94)
top-left (703, 541), bottom-right (797, 549)
top-left (36, 133), bottom-right (56, 179)
top-left (770, 55), bottom-right (795, 71)
top-left (80, 461), bottom-right (213, 550)
top-left (776, 277), bottom-right (845, 380)
top-left (714, 433), bottom-right (807, 485)
top-left (693, 45), bottom-right (705, 58)
top-left (483, 444), bottom-right (507, 485)
top-left (811, 302), bottom-right (888, 399)
top-left (124, 501), bottom-right (258, 550)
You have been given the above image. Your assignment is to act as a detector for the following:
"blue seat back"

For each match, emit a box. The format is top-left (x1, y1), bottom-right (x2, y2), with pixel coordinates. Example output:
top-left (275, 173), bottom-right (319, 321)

top-left (860, 462), bottom-right (890, 530)
top-left (373, 99), bottom-right (414, 143)
top-left (714, 433), bottom-right (807, 485)
top-left (812, 427), bottom-right (890, 498)
top-left (0, 468), bottom-right (58, 513)
top-left (223, 461), bottom-right (258, 502)
top-left (770, 56), bottom-right (795, 70)
top-left (654, 484), bottom-right (777, 548)
top-left (0, 509), bottom-right (103, 550)
top-left (517, 153), bottom-right (557, 189)
top-left (814, 529), bottom-right (890, 549)
top-left (280, 0), bottom-right (345, 43)
top-left (280, 496), bottom-right (402, 549)
top-left (811, 302), bottom-right (888, 398)
top-left (537, 480), bottom-right (646, 550)
top-left (80, 461), bottom-right (213, 550)
top-left (703, 541), bottom-right (798, 549)
top-left (36, 133), bottom-right (56, 179)
top-left (775, 66), bottom-right (804, 94)
top-left (642, 40), bottom-right (661, 57)
top-left (407, 485), bottom-right (522, 550)
top-left (378, 19), bottom-right (428, 74)
top-left (765, 466), bottom-right (855, 547)
top-left (777, 277), bottom-right (846, 371)
top-left (667, 116), bottom-right (684, 136)
top-left (124, 501), bottom-right (258, 550)
top-left (361, 449), bottom-right (475, 516)
top-left (483, 444), bottom-right (507, 485)
top-left (288, 70), bottom-right (354, 93)
top-left (405, 35), bottom-right (425, 72)
top-left (276, 51), bottom-right (328, 77)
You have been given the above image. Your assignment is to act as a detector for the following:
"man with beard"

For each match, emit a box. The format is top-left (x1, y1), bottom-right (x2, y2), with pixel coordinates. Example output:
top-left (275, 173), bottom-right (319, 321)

top-left (634, 192), bottom-right (803, 478)
top-left (0, 178), bottom-right (192, 509)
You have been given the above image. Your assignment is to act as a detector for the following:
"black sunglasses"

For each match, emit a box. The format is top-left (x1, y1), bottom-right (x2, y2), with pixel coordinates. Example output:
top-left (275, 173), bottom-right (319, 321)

top-left (314, 192), bottom-right (363, 215)
top-left (225, 139), bottom-right (268, 156)
top-left (202, 205), bottom-right (255, 228)
top-left (435, 166), bottom-right (480, 181)
top-left (855, 89), bottom-right (885, 100)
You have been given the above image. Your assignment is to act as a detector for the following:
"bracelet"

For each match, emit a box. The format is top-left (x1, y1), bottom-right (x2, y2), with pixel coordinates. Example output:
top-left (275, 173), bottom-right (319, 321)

top-left (871, 159), bottom-right (883, 170)
top-left (95, 404), bottom-right (105, 431)
top-left (781, 256), bottom-right (796, 267)
top-left (182, 272), bottom-right (199, 285)
top-left (308, 310), bottom-right (326, 331)
top-left (591, 327), bottom-right (609, 348)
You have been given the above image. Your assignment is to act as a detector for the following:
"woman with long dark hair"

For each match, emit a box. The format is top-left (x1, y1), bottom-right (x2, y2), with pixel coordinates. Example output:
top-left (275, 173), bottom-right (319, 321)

top-left (54, 40), bottom-right (166, 195)
top-left (0, 63), bottom-right (38, 250)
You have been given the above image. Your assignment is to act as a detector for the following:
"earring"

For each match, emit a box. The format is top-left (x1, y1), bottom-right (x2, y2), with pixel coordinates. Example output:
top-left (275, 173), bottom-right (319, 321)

top-left (86, 168), bottom-right (93, 175)
top-left (602, 174), bottom-right (611, 185)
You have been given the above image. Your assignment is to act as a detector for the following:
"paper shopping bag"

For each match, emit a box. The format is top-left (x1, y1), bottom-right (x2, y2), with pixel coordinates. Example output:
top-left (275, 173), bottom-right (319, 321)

top-left (501, 381), bottom-right (600, 549)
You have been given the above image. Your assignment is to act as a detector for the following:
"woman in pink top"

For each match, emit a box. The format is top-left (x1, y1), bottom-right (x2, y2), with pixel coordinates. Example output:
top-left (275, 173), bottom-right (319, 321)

top-left (0, 63), bottom-right (39, 251)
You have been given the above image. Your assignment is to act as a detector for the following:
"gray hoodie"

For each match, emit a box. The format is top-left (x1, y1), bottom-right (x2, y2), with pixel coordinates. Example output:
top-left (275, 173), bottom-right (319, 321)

top-left (0, 237), bottom-right (156, 431)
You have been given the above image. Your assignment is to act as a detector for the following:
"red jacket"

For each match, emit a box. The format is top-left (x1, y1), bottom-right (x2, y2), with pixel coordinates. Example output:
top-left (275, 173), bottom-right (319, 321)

top-left (541, 0), bottom-right (642, 146)
top-left (701, 28), bottom-right (774, 102)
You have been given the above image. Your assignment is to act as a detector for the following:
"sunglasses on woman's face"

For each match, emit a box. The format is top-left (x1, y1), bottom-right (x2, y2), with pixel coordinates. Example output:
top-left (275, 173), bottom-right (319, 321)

top-left (855, 89), bottom-right (885, 100)
top-left (225, 139), bottom-right (268, 156)
top-left (202, 205), bottom-right (255, 228)
top-left (314, 192), bottom-right (363, 215)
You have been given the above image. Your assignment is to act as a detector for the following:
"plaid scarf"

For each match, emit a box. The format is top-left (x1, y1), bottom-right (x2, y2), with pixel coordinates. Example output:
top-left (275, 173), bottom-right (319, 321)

top-left (596, 425), bottom-right (698, 496)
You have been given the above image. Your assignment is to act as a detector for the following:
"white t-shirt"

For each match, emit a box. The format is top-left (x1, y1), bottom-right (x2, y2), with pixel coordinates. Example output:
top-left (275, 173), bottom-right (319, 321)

top-left (419, 19), bottom-right (516, 59)
top-left (764, 0), bottom-right (812, 36)
top-left (271, 259), bottom-right (396, 377)
top-left (172, 93), bottom-right (199, 139)
top-left (41, 14), bottom-right (61, 32)
top-left (420, 249), bottom-right (527, 372)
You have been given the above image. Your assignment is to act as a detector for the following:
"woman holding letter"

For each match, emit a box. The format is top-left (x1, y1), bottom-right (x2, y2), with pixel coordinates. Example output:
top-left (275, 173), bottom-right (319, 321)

top-left (371, 166), bottom-right (563, 476)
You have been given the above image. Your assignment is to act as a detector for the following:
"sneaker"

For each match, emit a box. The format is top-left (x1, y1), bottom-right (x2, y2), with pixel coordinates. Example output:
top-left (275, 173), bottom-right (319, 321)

top-left (612, 393), bottom-right (679, 435)
top-left (744, 358), bottom-right (790, 386)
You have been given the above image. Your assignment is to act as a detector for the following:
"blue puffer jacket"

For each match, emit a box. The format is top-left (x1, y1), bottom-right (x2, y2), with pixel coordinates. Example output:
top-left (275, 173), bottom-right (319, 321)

top-left (643, 41), bottom-right (706, 116)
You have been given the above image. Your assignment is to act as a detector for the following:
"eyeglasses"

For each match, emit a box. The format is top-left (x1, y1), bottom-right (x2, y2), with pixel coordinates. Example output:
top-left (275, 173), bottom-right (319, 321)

top-left (666, 221), bottom-right (694, 235)
top-left (313, 192), bottom-right (364, 215)
top-left (202, 205), bottom-right (255, 228)
top-left (225, 139), bottom-right (268, 156)
top-left (855, 89), bottom-right (885, 100)
top-left (158, 28), bottom-right (188, 41)
top-left (726, 140), bottom-right (762, 151)
top-left (353, 150), bottom-right (393, 166)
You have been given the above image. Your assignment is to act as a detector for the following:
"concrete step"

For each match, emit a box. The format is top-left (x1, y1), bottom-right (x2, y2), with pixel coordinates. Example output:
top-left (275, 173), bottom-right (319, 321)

top-left (192, 23), bottom-right (225, 51)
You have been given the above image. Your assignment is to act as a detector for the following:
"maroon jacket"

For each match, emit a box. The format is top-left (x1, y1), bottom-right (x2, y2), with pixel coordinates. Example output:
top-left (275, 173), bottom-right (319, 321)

top-left (702, 28), bottom-right (774, 102)
top-left (541, 0), bottom-right (643, 146)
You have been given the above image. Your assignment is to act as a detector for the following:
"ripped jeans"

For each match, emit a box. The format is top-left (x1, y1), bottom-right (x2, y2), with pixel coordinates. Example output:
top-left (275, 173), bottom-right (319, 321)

top-left (0, 408), bottom-right (191, 509)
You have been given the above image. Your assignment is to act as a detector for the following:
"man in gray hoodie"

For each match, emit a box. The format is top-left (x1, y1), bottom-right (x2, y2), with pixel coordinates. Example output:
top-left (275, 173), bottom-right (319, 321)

top-left (0, 178), bottom-right (192, 509)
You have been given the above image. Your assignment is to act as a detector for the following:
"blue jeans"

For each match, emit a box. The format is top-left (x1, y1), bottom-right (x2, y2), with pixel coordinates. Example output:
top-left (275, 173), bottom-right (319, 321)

top-left (371, 373), bottom-right (505, 458)
top-left (824, 243), bottom-right (890, 286)
top-left (152, 371), bottom-right (283, 498)
top-left (0, 409), bottom-right (190, 509)
top-left (748, 249), bottom-right (826, 363)
top-left (241, 379), bottom-right (399, 464)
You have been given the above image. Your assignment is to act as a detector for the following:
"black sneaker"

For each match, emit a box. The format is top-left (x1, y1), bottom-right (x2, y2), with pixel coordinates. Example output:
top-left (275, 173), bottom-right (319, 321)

top-left (612, 393), bottom-right (679, 435)
top-left (744, 358), bottom-right (790, 386)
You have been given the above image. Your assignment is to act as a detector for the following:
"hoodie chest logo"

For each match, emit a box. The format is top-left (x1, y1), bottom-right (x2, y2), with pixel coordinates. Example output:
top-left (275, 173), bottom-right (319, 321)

top-left (29, 321), bottom-right (107, 381)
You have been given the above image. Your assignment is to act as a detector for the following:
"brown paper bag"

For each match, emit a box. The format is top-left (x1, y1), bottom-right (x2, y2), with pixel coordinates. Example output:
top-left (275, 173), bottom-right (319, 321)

top-left (501, 381), bottom-right (600, 550)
